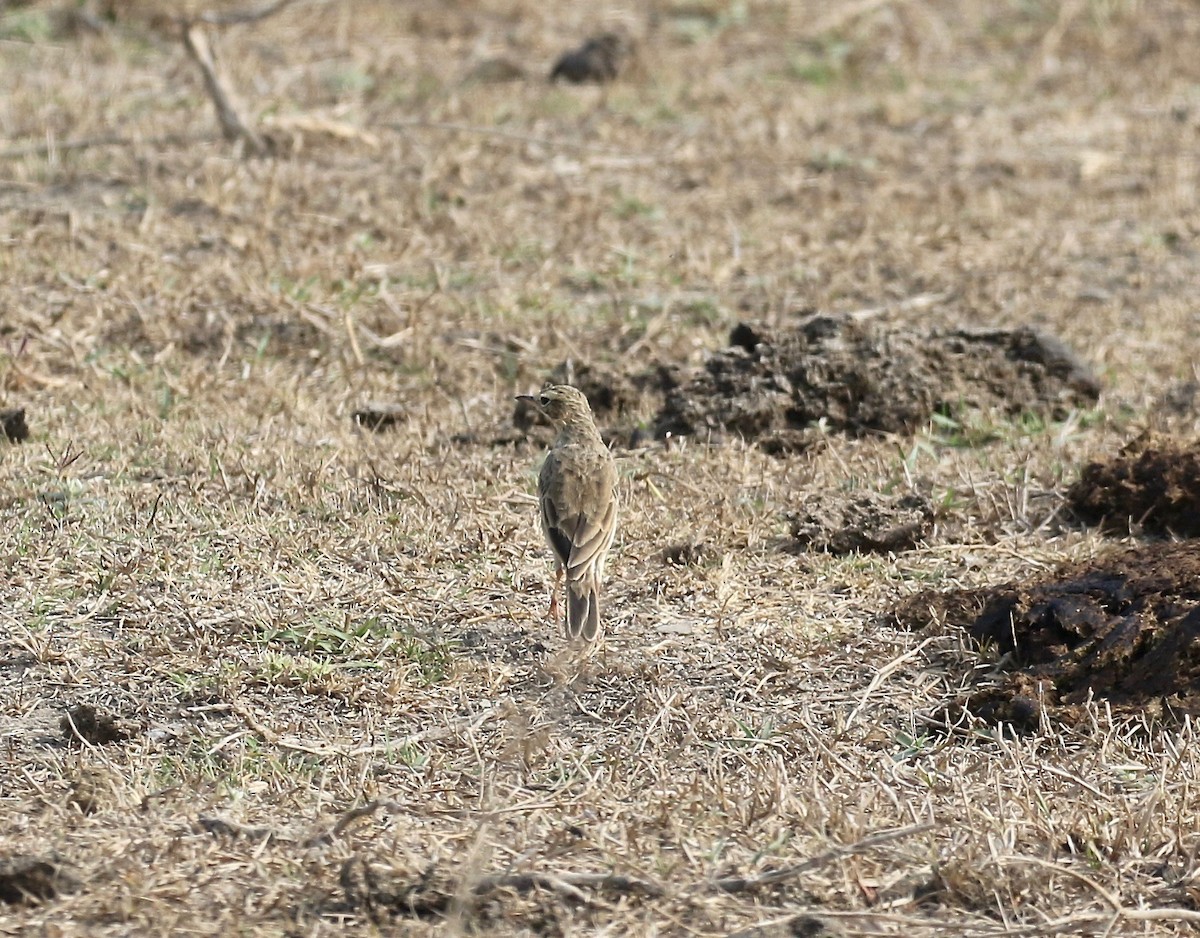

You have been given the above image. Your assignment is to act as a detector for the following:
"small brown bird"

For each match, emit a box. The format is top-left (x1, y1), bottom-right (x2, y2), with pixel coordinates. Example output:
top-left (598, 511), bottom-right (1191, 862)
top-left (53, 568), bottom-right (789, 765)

top-left (517, 385), bottom-right (618, 642)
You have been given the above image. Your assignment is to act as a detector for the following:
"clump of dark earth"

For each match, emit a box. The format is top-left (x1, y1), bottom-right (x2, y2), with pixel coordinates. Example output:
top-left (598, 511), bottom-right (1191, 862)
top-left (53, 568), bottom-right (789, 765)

top-left (60, 703), bottom-right (127, 746)
top-left (1068, 435), bottom-right (1200, 537)
top-left (336, 854), bottom-right (658, 928)
top-left (726, 913), bottom-right (847, 938)
top-left (786, 491), bottom-right (934, 555)
top-left (550, 32), bottom-right (631, 83)
top-left (892, 541), bottom-right (1200, 731)
top-left (338, 856), bottom-right (460, 923)
top-left (659, 541), bottom-right (715, 566)
top-left (1, 408), bottom-right (28, 443)
top-left (0, 856), bottom-right (79, 905)
top-left (655, 315), bottom-right (1100, 451)
top-left (353, 402), bottom-right (405, 432)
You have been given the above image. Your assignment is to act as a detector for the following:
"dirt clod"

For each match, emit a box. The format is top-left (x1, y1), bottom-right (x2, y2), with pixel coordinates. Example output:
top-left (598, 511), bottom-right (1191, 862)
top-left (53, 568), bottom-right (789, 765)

top-left (0, 408), bottom-right (28, 443)
top-left (60, 704), bottom-right (127, 746)
top-left (1068, 435), bottom-right (1200, 536)
top-left (339, 857), bottom-right (454, 922)
top-left (894, 542), bottom-right (1200, 729)
top-left (786, 491), bottom-right (933, 554)
top-left (727, 914), bottom-right (847, 937)
top-left (659, 541), bottom-right (715, 566)
top-left (353, 403), bottom-right (405, 432)
top-left (790, 916), bottom-right (846, 938)
top-left (549, 32), bottom-right (631, 83)
top-left (0, 856), bottom-right (79, 906)
top-left (656, 316), bottom-right (1100, 448)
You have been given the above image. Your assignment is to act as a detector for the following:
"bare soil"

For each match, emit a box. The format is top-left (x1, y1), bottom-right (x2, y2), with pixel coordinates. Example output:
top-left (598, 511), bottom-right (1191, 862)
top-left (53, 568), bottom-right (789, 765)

top-left (895, 541), bottom-right (1200, 730)
top-left (655, 316), bottom-right (1100, 451)
top-left (0, 857), bottom-right (79, 907)
top-left (1068, 435), bottom-right (1200, 536)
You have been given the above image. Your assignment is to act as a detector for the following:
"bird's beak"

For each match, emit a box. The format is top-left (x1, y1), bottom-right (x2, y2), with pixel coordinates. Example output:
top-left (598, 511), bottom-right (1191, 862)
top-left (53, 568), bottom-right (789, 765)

top-left (515, 394), bottom-right (538, 404)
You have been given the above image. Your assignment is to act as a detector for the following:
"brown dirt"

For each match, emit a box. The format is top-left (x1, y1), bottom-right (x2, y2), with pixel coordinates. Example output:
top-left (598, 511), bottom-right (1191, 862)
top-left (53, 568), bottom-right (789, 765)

top-left (549, 32), bottom-right (632, 83)
top-left (0, 408), bottom-right (27, 443)
top-left (60, 704), bottom-right (127, 746)
top-left (352, 402), bottom-right (406, 433)
top-left (655, 316), bottom-right (1100, 449)
top-left (0, 857), bottom-right (78, 906)
top-left (894, 542), bottom-right (1200, 730)
top-left (333, 855), bottom-right (659, 931)
top-left (786, 491), bottom-right (934, 555)
top-left (1068, 435), bottom-right (1200, 537)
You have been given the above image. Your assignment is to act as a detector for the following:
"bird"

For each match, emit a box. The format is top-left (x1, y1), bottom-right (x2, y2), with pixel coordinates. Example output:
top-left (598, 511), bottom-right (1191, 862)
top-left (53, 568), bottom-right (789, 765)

top-left (516, 385), bottom-right (618, 643)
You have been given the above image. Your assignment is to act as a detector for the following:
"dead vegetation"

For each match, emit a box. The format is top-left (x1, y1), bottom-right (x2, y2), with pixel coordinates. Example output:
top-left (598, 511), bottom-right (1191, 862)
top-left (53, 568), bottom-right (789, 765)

top-left (4, 0), bottom-right (1200, 935)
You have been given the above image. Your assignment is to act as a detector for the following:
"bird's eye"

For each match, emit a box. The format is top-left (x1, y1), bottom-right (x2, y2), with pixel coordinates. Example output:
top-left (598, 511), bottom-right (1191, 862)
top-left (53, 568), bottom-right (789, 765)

top-left (539, 395), bottom-right (551, 406)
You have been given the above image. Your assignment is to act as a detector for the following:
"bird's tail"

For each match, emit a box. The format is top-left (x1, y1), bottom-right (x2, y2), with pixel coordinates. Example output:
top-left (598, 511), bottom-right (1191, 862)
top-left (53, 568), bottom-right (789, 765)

top-left (566, 585), bottom-right (601, 642)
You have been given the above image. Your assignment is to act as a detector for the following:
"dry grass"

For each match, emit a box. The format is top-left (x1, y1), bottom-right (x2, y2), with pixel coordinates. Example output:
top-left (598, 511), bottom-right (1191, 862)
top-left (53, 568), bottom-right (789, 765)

top-left (3, 0), bottom-right (1200, 934)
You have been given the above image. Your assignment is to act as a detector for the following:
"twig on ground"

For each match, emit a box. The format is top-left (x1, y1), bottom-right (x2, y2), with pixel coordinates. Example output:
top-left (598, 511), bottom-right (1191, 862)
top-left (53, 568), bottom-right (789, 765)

top-left (1011, 856), bottom-right (1200, 927)
top-left (341, 825), bottom-right (927, 913)
top-left (182, 23), bottom-right (269, 155)
top-left (0, 119), bottom-right (648, 163)
top-left (845, 291), bottom-right (950, 321)
top-left (303, 799), bottom-right (406, 847)
top-left (198, 814), bottom-right (277, 841)
top-left (844, 636), bottom-right (938, 729)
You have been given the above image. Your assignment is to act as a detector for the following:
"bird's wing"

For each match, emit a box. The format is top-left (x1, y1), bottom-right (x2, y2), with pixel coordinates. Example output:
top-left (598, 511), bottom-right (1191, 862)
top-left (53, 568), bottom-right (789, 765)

top-left (538, 446), bottom-right (616, 579)
top-left (538, 453), bottom-right (570, 567)
top-left (561, 496), bottom-right (617, 581)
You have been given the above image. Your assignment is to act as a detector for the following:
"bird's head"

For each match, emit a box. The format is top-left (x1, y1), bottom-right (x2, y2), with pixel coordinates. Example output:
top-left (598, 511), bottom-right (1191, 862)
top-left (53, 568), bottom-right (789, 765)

top-left (516, 384), bottom-right (595, 428)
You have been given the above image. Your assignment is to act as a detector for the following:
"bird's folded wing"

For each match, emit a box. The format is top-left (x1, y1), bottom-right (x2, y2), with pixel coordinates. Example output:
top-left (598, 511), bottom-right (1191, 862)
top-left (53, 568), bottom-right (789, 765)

top-left (563, 499), bottom-right (616, 578)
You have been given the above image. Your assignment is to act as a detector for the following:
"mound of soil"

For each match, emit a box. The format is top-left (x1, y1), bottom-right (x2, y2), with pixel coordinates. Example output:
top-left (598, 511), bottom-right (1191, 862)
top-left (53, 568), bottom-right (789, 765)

top-left (60, 703), bottom-right (127, 746)
top-left (352, 402), bottom-right (405, 433)
top-left (1068, 436), bottom-right (1200, 536)
top-left (655, 316), bottom-right (1100, 449)
top-left (0, 856), bottom-right (78, 906)
top-left (786, 491), bottom-right (933, 554)
top-left (893, 542), bottom-right (1200, 730)
top-left (549, 32), bottom-right (631, 83)
top-left (0, 408), bottom-right (27, 443)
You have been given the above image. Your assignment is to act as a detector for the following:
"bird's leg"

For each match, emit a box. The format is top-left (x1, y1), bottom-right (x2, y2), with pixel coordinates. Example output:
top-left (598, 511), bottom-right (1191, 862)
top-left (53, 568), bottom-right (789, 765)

top-left (548, 567), bottom-right (563, 625)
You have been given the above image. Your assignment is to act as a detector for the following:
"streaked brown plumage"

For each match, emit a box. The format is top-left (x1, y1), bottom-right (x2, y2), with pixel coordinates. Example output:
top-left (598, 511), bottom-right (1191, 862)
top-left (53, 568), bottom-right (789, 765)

top-left (517, 385), bottom-right (618, 642)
